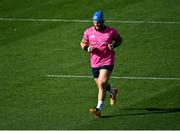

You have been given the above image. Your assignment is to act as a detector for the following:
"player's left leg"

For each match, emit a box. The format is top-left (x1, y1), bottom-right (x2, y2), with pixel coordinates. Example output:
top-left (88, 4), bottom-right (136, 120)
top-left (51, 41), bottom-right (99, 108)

top-left (100, 65), bottom-right (118, 106)
top-left (104, 82), bottom-right (119, 106)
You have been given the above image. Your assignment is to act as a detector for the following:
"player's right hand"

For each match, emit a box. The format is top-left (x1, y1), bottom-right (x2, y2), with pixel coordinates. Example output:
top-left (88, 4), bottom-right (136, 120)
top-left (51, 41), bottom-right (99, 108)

top-left (88, 46), bottom-right (96, 52)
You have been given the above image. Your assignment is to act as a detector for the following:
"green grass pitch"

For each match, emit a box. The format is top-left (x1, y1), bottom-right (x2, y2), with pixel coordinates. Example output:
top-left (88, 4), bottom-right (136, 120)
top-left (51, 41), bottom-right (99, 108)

top-left (0, 0), bottom-right (180, 129)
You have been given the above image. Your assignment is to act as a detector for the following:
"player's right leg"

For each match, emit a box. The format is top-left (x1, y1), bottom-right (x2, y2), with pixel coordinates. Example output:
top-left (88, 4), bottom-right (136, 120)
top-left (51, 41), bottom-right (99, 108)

top-left (92, 69), bottom-right (111, 117)
top-left (89, 68), bottom-right (111, 118)
top-left (89, 78), bottom-right (106, 118)
top-left (89, 67), bottom-right (102, 118)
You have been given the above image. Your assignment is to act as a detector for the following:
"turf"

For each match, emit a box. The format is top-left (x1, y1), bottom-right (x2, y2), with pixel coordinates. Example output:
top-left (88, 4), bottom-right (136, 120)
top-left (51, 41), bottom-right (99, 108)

top-left (0, 0), bottom-right (180, 129)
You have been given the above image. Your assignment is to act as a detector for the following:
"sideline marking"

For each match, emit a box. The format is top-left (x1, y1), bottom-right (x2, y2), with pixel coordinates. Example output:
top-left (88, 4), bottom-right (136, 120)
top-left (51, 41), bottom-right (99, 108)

top-left (0, 18), bottom-right (180, 24)
top-left (46, 74), bottom-right (180, 80)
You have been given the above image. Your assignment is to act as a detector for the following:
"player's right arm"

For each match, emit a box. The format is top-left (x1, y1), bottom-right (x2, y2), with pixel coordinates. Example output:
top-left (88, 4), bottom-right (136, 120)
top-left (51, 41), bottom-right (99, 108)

top-left (80, 39), bottom-right (95, 52)
top-left (80, 39), bottom-right (90, 51)
top-left (80, 29), bottom-right (90, 52)
top-left (80, 28), bottom-right (96, 52)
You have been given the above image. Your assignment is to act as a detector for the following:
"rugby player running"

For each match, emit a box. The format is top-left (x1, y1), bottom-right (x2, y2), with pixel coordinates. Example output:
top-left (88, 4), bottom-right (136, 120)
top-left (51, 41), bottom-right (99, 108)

top-left (80, 11), bottom-right (123, 118)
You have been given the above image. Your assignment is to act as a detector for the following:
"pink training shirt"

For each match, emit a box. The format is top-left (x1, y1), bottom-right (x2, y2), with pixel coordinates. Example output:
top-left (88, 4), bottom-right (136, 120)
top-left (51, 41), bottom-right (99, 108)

top-left (83, 26), bottom-right (119, 68)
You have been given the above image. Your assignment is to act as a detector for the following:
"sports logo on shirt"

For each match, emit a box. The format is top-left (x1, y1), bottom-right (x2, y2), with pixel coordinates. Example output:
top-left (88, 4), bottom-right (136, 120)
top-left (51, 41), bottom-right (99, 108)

top-left (90, 35), bottom-right (95, 38)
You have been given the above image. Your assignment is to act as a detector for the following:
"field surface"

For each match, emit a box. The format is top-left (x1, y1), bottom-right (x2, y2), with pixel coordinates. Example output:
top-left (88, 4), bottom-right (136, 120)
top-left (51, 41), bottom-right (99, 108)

top-left (0, 0), bottom-right (180, 129)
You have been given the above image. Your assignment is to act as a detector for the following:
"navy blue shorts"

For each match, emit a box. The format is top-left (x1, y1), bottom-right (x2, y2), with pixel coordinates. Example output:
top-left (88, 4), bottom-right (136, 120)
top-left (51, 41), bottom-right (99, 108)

top-left (92, 65), bottom-right (114, 78)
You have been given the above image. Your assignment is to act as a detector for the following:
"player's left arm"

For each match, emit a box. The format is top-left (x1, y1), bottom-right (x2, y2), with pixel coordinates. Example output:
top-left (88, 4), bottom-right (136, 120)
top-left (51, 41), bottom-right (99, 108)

top-left (113, 34), bottom-right (123, 48)
top-left (108, 33), bottom-right (123, 50)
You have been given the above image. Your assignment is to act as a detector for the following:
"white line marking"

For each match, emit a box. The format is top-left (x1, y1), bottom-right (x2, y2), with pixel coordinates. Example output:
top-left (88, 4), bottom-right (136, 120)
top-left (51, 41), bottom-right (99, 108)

top-left (0, 17), bottom-right (180, 24)
top-left (46, 74), bottom-right (180, 80)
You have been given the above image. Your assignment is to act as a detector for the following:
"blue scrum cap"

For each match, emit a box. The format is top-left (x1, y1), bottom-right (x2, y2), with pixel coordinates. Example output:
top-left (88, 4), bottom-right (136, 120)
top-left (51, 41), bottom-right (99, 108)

top-left (93, 11), bottom-right (104, 22)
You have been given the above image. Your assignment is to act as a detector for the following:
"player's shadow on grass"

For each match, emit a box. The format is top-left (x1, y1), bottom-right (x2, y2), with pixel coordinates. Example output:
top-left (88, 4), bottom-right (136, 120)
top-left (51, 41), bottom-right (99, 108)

top-left (102, 108), bottom-right (180, 118)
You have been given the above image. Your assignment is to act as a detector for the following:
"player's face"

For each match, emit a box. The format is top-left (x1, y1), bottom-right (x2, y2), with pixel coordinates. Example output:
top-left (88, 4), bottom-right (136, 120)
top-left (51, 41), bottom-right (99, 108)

top-left (93, 21), bottom-right (104, 30)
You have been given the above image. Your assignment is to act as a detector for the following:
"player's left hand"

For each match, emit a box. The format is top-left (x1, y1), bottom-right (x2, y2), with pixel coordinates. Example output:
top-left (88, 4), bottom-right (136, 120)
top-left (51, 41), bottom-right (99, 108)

top-left (108, 44), bottom-right (114, 50)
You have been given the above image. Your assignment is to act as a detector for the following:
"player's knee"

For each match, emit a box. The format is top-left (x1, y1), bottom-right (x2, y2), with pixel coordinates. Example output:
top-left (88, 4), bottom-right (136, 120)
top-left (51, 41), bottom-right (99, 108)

top-left (97, 78), bottom-right (107, 89)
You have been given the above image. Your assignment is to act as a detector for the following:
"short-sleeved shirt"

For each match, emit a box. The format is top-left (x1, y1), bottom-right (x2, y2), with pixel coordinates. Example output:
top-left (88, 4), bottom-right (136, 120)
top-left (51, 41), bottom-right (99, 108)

top-left (82, 26), bottom-right (119, 68)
